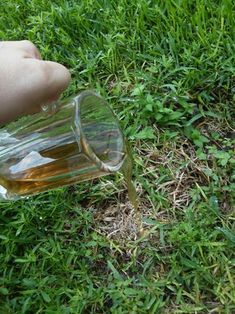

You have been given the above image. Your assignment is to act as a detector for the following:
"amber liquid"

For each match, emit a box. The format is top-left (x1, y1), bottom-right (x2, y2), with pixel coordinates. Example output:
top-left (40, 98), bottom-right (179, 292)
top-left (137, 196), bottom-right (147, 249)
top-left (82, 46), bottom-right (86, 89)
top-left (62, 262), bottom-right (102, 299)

top-left (0, 141), bottom-right (106, 198)
top-left (0, 139), bottom-right (142, 234)
top-left (120, 141), bottom-right (143, 236)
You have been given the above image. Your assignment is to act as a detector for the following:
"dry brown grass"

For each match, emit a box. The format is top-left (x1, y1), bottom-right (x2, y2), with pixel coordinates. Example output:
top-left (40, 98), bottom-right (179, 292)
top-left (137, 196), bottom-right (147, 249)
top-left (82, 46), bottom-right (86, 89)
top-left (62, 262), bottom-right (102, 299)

top-left (93, 133), bottom-right (219, 244)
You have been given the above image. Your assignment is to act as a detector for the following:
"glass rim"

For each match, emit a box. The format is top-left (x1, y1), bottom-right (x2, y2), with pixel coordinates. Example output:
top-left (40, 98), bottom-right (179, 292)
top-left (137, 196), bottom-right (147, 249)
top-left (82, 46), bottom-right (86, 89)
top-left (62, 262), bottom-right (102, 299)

top-left (74, 90), bottom-right (126, 173)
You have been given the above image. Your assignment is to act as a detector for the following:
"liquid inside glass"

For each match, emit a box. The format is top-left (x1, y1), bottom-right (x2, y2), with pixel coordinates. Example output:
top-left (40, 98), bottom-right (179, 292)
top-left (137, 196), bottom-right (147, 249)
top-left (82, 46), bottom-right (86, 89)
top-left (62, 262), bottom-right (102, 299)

top-left (0, 93), bottom-right (125, 199)
top-left (0, 92), bottom-right (142, 234)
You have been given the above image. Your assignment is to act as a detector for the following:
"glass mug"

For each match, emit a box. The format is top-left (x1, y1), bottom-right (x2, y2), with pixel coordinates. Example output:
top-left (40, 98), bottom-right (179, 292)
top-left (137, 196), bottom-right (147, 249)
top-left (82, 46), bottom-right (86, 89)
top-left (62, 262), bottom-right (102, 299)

top-left (0, 91), bottom-right (126, 200)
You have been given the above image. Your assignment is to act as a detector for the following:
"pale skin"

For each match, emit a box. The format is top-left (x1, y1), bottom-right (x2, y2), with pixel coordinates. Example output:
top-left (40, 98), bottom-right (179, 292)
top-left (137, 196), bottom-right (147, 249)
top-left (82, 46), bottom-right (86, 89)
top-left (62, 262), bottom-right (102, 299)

top-left (0, 40), bottom-right (71, 124)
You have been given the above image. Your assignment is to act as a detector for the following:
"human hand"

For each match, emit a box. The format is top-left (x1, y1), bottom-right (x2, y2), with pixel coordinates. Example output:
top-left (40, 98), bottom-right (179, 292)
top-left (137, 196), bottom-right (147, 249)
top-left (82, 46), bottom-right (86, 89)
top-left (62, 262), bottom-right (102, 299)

top-left (0, 40), bottom-right (71, 124)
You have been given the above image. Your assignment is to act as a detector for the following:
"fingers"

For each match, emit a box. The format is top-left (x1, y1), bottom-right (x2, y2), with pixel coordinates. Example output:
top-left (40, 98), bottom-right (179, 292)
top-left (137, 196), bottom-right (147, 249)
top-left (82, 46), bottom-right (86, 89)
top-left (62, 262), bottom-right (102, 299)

top-left (17, 58), bottom-right (71, 115)
top-left (0, 40), bottom-right (41, 59)
top-left (25, 59), bottom-right (71, 105)
top-left (0, 40), bottom-right (71, 124)
top-left (38, 60), bottom-right (71, 102)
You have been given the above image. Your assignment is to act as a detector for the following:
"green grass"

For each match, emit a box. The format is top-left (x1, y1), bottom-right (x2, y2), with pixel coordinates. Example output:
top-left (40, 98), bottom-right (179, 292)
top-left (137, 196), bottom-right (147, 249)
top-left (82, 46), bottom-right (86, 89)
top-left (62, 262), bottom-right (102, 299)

top-left (0, 0), bottom-right (235, 313)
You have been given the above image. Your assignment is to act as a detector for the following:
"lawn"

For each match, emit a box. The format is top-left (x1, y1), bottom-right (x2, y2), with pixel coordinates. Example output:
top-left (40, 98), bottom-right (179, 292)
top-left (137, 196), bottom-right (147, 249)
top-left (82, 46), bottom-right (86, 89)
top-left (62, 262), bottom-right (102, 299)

top-left (0, 0), bottom-right (235, 313)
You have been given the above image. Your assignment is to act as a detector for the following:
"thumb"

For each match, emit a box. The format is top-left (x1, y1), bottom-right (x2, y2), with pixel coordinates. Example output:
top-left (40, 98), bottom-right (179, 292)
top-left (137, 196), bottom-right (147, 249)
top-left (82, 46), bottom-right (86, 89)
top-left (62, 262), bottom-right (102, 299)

top-left (0, 58), bottom-right (71, 124)
top-left (29, 59), bottom-right (71, 106)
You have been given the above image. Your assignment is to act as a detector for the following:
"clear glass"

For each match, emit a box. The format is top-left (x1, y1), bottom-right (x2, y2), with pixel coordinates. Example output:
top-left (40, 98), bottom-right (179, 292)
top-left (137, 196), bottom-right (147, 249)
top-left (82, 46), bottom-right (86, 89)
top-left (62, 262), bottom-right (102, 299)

top-left (0, 91), bottom-right (126, 200)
